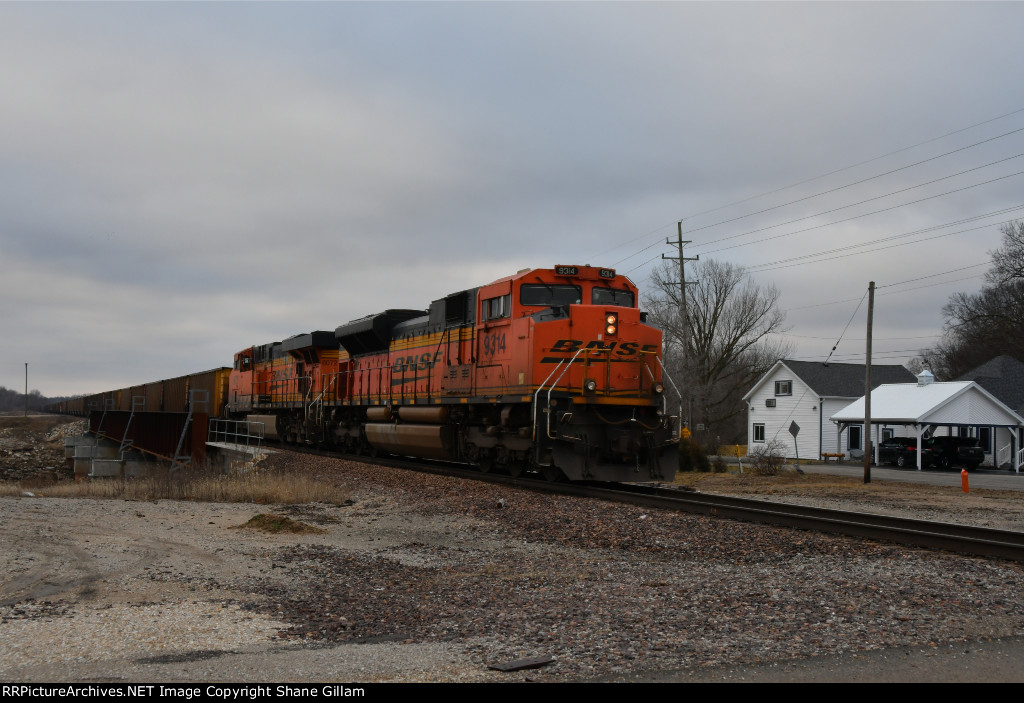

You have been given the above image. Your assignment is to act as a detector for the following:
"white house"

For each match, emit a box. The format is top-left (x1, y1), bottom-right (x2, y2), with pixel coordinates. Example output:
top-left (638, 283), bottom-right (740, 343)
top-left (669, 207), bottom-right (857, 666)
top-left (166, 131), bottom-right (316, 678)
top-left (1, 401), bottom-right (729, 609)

top-left (744, 360), bottom-right (915, 459)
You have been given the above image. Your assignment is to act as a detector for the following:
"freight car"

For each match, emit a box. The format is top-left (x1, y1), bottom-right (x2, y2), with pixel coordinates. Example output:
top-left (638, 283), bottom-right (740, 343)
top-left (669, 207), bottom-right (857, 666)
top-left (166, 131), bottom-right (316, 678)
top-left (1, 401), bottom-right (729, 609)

top-left (51, 369), bottom-right (231, 418)
top-left (226, 265), bottom-right (679, 482)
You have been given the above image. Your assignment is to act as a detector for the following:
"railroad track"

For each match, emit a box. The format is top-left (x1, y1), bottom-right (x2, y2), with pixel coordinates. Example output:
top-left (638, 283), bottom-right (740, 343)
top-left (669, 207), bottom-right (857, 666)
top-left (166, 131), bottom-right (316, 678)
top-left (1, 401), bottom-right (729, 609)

top-left (274, 443), bottom-right (1024, 563)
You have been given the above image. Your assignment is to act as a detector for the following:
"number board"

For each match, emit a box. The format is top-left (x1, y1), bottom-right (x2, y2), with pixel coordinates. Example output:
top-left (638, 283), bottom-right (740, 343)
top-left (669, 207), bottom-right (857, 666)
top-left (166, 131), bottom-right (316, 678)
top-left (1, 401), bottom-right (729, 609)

top-left (553, 266), bottom-right (617, 279)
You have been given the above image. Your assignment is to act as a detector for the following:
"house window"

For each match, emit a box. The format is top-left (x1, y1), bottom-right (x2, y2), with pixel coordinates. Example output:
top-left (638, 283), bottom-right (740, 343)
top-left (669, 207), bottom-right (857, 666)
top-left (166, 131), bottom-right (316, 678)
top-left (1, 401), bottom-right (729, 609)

top-left (774, 380), bottom-right (792, 396)
top-left (753, 423), bottom-right (765, 443)
top-left (848, 425), bottom-right (862, 450)
top-left (882, 428), bottom-right (894, 441)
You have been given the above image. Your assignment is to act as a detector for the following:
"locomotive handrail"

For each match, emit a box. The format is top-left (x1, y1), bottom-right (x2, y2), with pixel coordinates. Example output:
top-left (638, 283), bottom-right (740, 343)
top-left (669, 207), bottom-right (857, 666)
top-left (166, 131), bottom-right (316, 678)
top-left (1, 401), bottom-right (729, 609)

top-left (642, 362), bottom-right (667, 421)
top-left (253, 375), bottom-right (313, 406)
top-left (529, 347), bottom-right (585, 468)
top-left (546, 348), bottom-right (585, 440)
top-left (532, 358), bottom-right (567, 441)
top-left (308, 375), bottom-right (338, 430)
top-left (310, 374), bottom-right (337, 409)
top-left (532, 359), bottom-right (565, 467)
top-left (652, 355), bottom-right (684, 442)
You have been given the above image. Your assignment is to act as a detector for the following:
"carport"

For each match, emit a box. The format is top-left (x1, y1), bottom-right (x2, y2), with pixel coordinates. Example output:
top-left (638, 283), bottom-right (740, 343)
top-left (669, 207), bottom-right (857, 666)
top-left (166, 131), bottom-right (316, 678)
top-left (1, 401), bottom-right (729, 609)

top-left (830, 372), bottom-right (1024, 472)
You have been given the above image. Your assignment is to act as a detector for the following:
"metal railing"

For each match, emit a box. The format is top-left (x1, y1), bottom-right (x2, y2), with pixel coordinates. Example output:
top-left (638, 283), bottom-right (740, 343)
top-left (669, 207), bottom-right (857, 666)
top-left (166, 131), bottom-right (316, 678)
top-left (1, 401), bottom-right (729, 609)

top-left (208, 418), bottom-right (265, 451)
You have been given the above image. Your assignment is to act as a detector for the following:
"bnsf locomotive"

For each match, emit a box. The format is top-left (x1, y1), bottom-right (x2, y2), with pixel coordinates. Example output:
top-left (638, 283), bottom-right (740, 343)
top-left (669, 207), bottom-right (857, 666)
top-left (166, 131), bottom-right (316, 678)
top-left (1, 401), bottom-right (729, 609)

top-left (228, 265), bottom-right (679, 482)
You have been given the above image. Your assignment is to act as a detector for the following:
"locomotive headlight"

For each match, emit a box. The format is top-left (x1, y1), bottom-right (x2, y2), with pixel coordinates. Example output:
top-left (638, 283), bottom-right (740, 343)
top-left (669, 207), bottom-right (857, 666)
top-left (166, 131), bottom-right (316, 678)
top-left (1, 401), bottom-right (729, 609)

top-left (652, 382), bottom-right (664, 395)
top-left (584, 379), bottom-right (598, 393)
top-left (605, 313), bottom-right (618, 336)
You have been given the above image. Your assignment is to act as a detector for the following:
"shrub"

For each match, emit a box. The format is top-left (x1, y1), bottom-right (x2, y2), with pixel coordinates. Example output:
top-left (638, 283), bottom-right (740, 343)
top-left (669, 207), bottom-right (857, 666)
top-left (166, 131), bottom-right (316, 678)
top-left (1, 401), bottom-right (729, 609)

top-left (748, 438), bottom-right (787, 476)
top-left (678, 436), bottom-right (711, 472)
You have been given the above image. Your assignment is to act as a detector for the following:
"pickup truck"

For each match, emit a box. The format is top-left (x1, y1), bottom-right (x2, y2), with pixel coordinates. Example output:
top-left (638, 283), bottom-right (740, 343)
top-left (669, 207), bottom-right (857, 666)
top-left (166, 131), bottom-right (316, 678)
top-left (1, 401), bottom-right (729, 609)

top-left (922, 436), bottom-right (985, 470)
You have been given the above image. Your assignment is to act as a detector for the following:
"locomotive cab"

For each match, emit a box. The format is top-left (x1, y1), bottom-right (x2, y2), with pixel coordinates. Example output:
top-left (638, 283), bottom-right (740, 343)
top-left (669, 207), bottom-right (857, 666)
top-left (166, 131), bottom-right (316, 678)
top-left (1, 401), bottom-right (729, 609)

top-left (510, 266), bottom-right (676, 481)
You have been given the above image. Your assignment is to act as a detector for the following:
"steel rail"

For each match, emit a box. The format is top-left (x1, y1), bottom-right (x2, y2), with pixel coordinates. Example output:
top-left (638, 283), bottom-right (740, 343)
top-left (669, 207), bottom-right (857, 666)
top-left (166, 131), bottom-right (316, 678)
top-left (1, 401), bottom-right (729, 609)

top-left (563, 482), bottom-right (1024, 563)
top-left (264, 443), bottom-right (1024, 562)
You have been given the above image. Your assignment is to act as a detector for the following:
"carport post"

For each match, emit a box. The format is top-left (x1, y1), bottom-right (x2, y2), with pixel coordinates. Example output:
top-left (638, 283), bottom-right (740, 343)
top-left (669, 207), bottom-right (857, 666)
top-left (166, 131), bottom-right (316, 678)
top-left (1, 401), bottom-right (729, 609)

top-left (915, 426), bottom-right (923, 471)
top-left (1011, 425), bottom-right (1019, 474)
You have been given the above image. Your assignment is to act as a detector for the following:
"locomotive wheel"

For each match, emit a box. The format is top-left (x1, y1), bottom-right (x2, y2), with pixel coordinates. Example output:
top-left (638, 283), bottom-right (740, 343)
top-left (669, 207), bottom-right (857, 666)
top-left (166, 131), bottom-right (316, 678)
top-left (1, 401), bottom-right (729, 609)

top-left (542, 464), bottom-right (566, 482)
top-left (507, 462), bottom-right (524, 478)
top-left (478, 457), bottom-right (494, 474)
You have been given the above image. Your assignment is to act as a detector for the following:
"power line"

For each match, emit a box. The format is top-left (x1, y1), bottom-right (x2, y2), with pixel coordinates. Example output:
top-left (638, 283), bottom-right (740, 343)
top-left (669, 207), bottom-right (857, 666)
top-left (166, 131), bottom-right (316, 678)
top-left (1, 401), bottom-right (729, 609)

top-left (745, 207), bottom-right (1024, 273)
top-left (781, 264), bottom-right (990, 312)
top-left (695, 155), bottom-right (1024, 252)
top-left (592, 106), bottom-right (1024, 264)
top-left (877, 263), bottom-right (994, 289)
top-left (624, 171), bottom-right (1023, 276)
top-left (771, 332), bottom-right (940, 341)
top-left (822, 287), bottom-right (868, 365)
top-left (678, 106), bottom-right (1024, 224)
top-left (701, 168), bottom-right (1024, 256)
top-left (675, 127), bottom-right (1024, 242)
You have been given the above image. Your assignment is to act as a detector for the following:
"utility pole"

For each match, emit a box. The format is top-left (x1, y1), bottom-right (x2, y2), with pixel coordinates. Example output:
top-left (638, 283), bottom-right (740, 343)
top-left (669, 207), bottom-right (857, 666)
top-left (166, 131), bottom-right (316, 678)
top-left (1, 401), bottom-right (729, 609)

top-left (864, 282), bottom-right (874, 484)
top-left (24, 363), bottom-right (28, 417)
top-left (663, 221), bottom-right (699, 430)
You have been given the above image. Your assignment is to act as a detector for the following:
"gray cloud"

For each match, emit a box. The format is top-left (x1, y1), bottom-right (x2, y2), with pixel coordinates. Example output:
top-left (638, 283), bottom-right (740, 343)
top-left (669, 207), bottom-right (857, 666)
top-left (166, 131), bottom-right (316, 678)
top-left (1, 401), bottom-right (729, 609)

top-left (2, 2), bottom-right (1023, 394)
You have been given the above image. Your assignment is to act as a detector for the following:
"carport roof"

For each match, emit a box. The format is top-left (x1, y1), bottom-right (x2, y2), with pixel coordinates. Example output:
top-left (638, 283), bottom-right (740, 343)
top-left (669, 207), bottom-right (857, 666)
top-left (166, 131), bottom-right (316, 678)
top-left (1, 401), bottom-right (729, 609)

top-left (830, 380), bottom-right (1024, 427)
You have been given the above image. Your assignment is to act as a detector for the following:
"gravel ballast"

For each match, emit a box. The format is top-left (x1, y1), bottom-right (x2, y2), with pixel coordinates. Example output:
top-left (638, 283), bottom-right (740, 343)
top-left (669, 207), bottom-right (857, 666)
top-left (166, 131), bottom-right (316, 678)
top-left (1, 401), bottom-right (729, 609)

top-left (2, 450), bottom-right (1023, 682)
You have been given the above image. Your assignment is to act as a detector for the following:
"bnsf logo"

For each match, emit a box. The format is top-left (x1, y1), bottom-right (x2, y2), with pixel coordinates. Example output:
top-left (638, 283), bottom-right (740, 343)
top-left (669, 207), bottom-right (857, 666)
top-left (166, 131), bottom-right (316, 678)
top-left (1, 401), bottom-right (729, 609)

top-left (548, 339), bottom-right (657, 356)
top-left (393, 352), bottom-right (441, 372)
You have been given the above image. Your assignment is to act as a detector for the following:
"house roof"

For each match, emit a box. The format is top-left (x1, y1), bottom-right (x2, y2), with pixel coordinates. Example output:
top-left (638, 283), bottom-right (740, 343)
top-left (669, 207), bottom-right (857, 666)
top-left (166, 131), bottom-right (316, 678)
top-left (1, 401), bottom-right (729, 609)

top-left (744, 359), bottom-right (916, 400)
top-left (955, 355), bottom-right (1024, 414)
top-left (830, 380), bottom-right (1024, 426)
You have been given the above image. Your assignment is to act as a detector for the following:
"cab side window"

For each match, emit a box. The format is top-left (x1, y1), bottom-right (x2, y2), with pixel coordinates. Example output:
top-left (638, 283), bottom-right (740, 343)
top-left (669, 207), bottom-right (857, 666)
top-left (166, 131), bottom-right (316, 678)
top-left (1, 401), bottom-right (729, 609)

top-left (482, 294), bottom-right (511, 321)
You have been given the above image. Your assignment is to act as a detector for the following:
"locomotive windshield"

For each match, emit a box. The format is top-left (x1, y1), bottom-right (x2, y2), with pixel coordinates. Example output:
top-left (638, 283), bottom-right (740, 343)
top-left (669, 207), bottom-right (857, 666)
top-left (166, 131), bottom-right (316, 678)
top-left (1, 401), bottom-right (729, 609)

top-left (592, 287), bottom-right (635, 307)
top-left (520, 284), bottom-right (582, 307)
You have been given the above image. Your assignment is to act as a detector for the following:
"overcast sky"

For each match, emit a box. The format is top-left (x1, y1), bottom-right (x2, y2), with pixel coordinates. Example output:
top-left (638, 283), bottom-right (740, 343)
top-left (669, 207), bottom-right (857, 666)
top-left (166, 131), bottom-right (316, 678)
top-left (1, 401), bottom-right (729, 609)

top-left (2, 2), bottom-right (1023, 397)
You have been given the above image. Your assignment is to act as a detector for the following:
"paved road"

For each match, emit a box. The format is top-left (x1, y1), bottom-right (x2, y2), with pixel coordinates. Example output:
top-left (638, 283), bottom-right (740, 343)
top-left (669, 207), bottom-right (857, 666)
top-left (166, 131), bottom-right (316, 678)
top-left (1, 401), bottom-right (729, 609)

top-left (715, 456), bottom-right (1024, 490)
top-left (799, 461), bottom-right (1024, 491)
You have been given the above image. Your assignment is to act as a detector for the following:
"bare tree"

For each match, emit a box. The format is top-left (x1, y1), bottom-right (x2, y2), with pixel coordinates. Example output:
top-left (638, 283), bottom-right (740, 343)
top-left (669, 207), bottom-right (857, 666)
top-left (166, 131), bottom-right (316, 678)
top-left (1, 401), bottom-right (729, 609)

top-left (988, 220), bottom-right (1024, 285)
top-left (644, 258), bottom-right (792, 445)
top-left (923, 220), bottom-right (1024, 378)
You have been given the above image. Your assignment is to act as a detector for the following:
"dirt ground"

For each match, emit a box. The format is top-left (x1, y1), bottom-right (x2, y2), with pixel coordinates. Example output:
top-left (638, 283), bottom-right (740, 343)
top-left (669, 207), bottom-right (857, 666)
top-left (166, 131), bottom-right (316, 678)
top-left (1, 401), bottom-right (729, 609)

top-left (2, 415), bottom-right (1023, 683)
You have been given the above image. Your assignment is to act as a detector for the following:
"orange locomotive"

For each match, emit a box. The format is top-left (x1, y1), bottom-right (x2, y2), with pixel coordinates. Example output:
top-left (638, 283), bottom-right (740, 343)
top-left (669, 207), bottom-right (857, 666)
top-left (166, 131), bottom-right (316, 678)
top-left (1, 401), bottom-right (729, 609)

top-left (227, 265), bottom-right (679, 482)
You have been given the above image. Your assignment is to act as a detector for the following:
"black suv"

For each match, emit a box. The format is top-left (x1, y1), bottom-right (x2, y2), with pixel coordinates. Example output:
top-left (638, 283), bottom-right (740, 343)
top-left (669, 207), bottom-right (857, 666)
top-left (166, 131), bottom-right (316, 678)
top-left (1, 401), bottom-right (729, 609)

top-left (922, 436), bottom-right (984, 471)
top-left (878, 437), bottom-right (919, 468)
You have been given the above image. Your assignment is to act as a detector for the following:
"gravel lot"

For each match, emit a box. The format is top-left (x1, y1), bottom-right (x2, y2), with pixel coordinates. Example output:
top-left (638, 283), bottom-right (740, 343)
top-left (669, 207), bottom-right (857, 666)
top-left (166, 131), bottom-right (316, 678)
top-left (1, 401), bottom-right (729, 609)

top-left (2, 435), bottom-right (1024, 683)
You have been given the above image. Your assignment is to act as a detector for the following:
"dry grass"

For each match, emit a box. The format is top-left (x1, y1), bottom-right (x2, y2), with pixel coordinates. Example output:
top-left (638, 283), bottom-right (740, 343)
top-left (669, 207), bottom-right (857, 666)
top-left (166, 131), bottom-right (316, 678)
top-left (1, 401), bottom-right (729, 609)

top-left (0, 466), bottom-right (351, 505)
